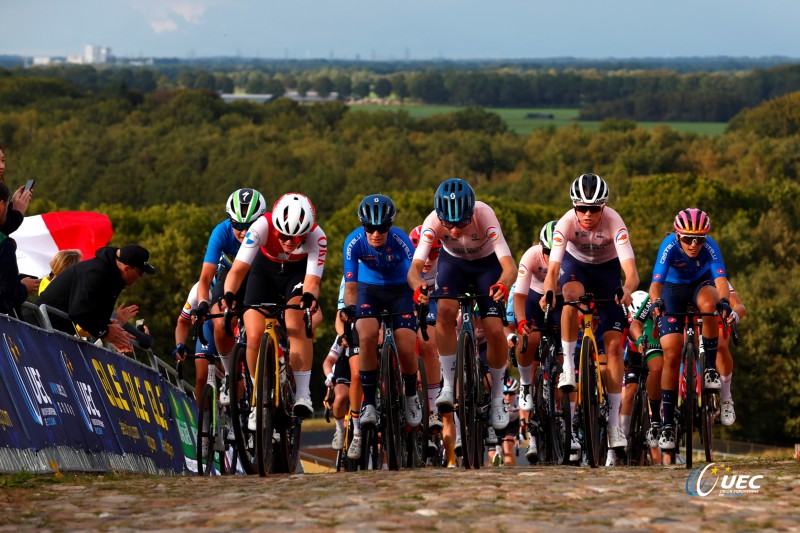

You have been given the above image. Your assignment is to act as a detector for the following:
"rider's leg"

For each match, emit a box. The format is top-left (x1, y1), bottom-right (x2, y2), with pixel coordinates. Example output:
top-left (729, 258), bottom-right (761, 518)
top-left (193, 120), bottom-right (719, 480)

top-left (697, 284), bottom-right (720, 374)
top-left (659, 333), bottom-right (683, 428)
top-left (356, 317), bottom-right (380, 406)
top-left (284, 297), bottom-right (318, 403)
top-left (559, 281), bottom-right (584, 381)
top-left (435, 299), bottom-right (459, 398)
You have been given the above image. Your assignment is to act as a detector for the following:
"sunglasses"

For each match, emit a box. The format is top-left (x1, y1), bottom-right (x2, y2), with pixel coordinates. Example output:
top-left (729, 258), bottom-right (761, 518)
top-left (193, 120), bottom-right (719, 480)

top-left (230, 220), bottom-right (252, 232)
top-left (439, 217), bottom-right (471, 229)
top-left (679, 234), bottom-right (706, 245)
top-left (363, 224), bottom-right (390, 234)
top-left (277, 233), bottom-right (302, 244)
top-left (574, 205), bottom-right (603, 214)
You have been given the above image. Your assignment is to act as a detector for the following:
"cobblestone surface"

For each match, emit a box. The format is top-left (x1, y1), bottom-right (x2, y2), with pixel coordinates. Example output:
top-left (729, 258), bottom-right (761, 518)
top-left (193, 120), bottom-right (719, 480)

top-left (0, 460), bottom-right (798, 531)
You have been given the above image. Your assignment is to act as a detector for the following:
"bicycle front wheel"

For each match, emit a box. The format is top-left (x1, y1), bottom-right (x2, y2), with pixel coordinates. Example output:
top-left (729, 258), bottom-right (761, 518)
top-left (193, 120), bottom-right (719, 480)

top-left (683, 343), bottom-right (696, 469)
top-left (196, 383), bottom-right (216, 476)
top-left (381, 340), bottom-right (405, 470)
top-left (626, 385), bottom-right (649, 466)
top-left (701, 392), bottom-right (716, 462)
top-left (230, 343), bottom-right (257, 475)
top-left (456, 330), bottom-right (478, 469)
top-left (255, 333), bottom-right (277, 477)
top-left (580, 341), bottom-right (602, 468)
top-left (406, 356), bottom-right (429, 468)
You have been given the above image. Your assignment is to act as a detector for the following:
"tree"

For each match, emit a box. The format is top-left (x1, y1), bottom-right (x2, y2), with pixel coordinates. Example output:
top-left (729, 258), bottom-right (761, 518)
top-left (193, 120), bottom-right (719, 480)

top-left (333, 75), bottom-right (352, 99)
top-left (313, 75), bottom-right (335, 97)
top-left (374, 78), bottom-right (393, 98)
top-left (353, 80), bottom-right (371, 98)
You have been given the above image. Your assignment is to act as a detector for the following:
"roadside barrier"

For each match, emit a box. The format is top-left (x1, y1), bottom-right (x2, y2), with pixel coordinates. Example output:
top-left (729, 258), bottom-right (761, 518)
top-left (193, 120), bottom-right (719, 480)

top-left (0, 305), bottom-right (199, 475)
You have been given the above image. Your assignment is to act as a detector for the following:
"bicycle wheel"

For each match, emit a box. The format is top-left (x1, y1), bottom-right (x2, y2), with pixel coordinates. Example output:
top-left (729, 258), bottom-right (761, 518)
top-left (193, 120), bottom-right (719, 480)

top-left (579, 341), bottom-right (602, 468)
top-left (683, 343), bottom-right (696, 469)
top-left (530, 367), bottom-right (547, 465)
top-left (545, 364), bottom-right (568, 465)
top-left (255, 333), bottom-right (277, 477)
top-left (274, 362), bottom-right (302, 474)
top-left (455, 330), bottom-right (478, 469)
top-left (407, 356), bottom-right (429, 468)
top-left (626, 385), bottom-right (648, 466)
top-left (381, 340), bottom-right (405, 470)
top-left (196, 383), bottom-right (216, 476)
top-left (230, 343), bottom-right (257, 475)
top-left (702, 392), bottom-right (716, 462)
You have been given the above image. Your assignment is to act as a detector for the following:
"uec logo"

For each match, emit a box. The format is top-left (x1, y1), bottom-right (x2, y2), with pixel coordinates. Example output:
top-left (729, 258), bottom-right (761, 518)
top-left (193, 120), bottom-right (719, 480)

top-left (686, 462), bottom-right (764, 497)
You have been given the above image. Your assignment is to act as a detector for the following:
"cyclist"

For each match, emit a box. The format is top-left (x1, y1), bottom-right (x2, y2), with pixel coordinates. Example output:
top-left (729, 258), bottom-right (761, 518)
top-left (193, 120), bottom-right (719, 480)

top-left (172, 281), bottom-right (217, 403)
top-left (514, 220), bottom-right (561, 413)
top-left (409, 178), bottom-right (518, 432)
top-left (717, 283), bottom-right (746, 426)
top-left (194, 188), bottom-right (267, 396)
top-left (649, 208), bottom-right (732, 451)
top-left (222, 192), bottom-right (326, 425)
top-left (626, 290), bottom-right (664, 456)
top-left (409, 226), bottom-right (449, 454)
top-left (341, 194), bottom-right (421, 435)
top-left (323, 276), bottom-right (365, 457)
top-left (541, 173), bottom-right (639, 452)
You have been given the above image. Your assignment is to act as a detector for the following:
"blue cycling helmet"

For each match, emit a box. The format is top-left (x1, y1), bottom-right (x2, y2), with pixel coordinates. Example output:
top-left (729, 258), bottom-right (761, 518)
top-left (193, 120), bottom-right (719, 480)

top-left (358, 194), bottom-right (397, 227)
top-left (434, 178), bottom-right (475, 224)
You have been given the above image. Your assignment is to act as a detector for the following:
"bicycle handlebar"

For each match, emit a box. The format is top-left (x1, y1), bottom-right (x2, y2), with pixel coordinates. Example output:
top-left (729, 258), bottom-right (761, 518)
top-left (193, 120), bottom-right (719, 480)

top-left (651, 308), bottom-right (720, 339)
top-left (224, 302), bottom-right (313, 339)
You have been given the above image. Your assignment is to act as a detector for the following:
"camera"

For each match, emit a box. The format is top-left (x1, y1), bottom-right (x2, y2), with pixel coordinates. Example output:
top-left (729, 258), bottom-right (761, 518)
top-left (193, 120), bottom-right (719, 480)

top-left (136, 319), bottom-right (146, 332)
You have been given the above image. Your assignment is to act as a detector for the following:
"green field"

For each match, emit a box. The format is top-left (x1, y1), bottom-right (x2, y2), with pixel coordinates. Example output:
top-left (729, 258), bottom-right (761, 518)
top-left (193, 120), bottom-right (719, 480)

top-left (348, 103), bottom-right (728, 136)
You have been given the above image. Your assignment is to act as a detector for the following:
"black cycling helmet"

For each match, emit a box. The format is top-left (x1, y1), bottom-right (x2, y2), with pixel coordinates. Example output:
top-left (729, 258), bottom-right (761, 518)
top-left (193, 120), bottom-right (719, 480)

top-left (434, 178), bottom-right (475, 224)
top-left (358, 194), bottom-right (397, 228)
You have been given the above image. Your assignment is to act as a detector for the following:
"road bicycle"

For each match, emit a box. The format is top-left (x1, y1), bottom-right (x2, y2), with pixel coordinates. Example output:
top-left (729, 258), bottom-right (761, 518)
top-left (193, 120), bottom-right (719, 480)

top-left (522, 290), bottom-right (571, 465)
top-left (420, 292), bottom-right (506, 469)
top-left (655, 305), bottom-right (734, 468)
top-left (562, 291), bottom-right (623, 468)
top-left (225, 302), bottom-right (311, 476)
top-left (176, 319), bottom-right (238, 475)
top-left (625, 335), bottom-right (653, 467)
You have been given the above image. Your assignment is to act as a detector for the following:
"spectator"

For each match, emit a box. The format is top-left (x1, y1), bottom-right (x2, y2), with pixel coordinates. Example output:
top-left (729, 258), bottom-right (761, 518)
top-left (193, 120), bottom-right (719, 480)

top-left (0, 143), bottom-right (33, 236)
top-left (0, 182), bottom-right (39, 316)
top-left (33, 244), bottom-right (156, 353)
top-left (39, 249), bottom-right (82, 295)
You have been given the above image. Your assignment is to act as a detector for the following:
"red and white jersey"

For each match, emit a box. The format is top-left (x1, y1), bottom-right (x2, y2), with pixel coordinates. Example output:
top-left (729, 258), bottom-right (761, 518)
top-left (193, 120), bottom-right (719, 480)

top-left (413, 202), bottom-right (512, 263)
top-left (235, 212), bottom-right (327, 278)
top-left (514, 244), bottom-right (559, 296)
top-left (549, 207), bottom-right (634, 265)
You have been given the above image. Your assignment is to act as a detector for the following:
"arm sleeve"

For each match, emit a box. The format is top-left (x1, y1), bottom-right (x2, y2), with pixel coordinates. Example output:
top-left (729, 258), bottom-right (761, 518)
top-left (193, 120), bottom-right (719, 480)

top-left (342, 229), bottom-right (361, 283)
top-left (608, 210), bottom-right (635, 262)
top-left (514, 248), bottom-right (536, 295)
top-left (650, 237), bottom-right (673, 284)
top-left (411, 211), bottom-right (439, 262)
top-left (234, 217), bottom-right (268, 266)
top-left (477, 203), bottom-right (512, 259)
top-left (548, 213), bottom-right (572, 265)
top-left (304, 226), bottom-right (327, 278)
top-left (706, 238), bottom-right (727, 280)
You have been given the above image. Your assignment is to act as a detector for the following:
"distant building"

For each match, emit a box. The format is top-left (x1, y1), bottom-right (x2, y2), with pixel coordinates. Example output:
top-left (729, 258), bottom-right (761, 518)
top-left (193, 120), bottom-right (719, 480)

top-left (220, 93), bottom-right (275, 104)
top-left (84, 45), bottom-right (111, 64)
top-left (219, 91), bottom-right (340, 105)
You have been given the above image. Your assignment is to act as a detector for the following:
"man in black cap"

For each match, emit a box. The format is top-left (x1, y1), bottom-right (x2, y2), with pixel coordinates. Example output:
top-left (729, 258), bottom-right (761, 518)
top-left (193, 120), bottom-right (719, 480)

top-left (33, 244), bottom-right (156, 353)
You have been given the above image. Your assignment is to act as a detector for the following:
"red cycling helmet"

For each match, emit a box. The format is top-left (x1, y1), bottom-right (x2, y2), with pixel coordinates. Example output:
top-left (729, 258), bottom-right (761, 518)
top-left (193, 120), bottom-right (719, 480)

top-left (673, 208), bottom-right (710, 235)
top-left (409, 225), bottom-right (442, 251)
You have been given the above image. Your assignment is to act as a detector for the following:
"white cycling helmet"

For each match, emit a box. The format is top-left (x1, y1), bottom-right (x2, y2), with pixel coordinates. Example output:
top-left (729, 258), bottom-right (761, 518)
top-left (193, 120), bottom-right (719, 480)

top-left (628, 290), bottom-right (649, 317)
top-left (570, 173), bottom-right (609, 205)
top-left (272, 192), bottom-right (316, 237)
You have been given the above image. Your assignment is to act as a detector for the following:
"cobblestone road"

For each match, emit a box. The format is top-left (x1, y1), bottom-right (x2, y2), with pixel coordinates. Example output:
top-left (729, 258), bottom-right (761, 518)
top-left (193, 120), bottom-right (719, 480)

top-left (0, 460), bottom-right (798, 531)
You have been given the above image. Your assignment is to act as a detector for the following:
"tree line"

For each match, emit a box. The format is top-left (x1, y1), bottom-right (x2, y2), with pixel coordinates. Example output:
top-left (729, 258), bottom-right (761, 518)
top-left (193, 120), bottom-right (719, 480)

top-left (2, 75), bottom-right (799, 444)
top-left (5, 61), bottom-right (800, 122)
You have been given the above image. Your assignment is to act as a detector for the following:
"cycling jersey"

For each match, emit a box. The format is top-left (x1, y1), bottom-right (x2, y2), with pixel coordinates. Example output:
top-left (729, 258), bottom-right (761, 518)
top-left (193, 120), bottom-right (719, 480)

top-left (235, 212), bottom-right (327, 278)
top-left (550, 207), bottom-right (634, 265)
top-left (651, 234), bottom-right (727, 285)
top-left (343, 227), bottom-right (414, 286)
top-left (515, 244), bottom-right (559, 296)
top-left (203, 220), bottom-right (242, 265)
top-left (412, 202), bottom-right (512, 263)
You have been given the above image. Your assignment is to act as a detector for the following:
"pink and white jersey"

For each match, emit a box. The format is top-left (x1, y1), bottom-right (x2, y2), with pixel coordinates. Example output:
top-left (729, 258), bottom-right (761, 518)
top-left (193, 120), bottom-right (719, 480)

top-left (179, 282), bottom-right (202, 321)
top-left (413, 202), bottom-right (512, 263)
top-left (549, 207), bottom-right (634, 265)
top-left (514, 244), bottom-right (559, 296)
top-left (235, 212), bottom-right (327, 278)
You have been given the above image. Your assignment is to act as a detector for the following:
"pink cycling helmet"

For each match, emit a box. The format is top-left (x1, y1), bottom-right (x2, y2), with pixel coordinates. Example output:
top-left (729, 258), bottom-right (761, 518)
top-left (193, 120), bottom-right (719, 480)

top-left (673, 208), bottom-right (710, 235)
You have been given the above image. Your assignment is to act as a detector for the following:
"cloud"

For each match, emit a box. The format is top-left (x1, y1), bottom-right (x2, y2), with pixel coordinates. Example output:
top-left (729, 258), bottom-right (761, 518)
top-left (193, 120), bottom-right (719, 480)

top-left (134, 0), bottom-right (218, 33)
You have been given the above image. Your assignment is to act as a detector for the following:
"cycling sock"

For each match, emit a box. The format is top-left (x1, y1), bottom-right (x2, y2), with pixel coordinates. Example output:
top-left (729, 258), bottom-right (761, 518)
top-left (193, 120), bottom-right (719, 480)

top-left (402, 373), bottom-right (417, 397)
top-left (518, 363), bottom-right (533, 386)
top-left (561, 340), bottom-right (577, 373)
top-left (662, 389), bottom-right (677, 426)
top-left (720, 373), bottom-right (733, 401)
top-left (428, 384), bottom-right (440, 414)
top-left (360, 370), bottom-right (378, 406)
top-left (489, 367), bottom-right (505, 397)
top-left (439, 354), bottom-right (456, 388)
top-left (220, 350), bottom-right (233, 375)
top-left (620, 414), bottom-right (631, 436)
top-left (335, 417), bottom-right (345, 433)
top-left (649, 398), bottom-right (662, 424)
top-left (570, 401), bottom-right (576, 422)
top-left (294, 370), bottom-right (311, 399)
top-left (608, 392), bottom-right (622, 427)
top-left (701, 336), bottom-right (718, 369)
top-left (351, 410), bottom-right (361, 435)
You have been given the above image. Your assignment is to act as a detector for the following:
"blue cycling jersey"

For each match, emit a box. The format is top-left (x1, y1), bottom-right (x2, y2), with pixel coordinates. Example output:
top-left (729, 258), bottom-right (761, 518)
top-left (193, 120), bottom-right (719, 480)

top-left (203, 220), bottom-right (241, 265)
top-left (343, 227), bottom-right (414, 286)
top-left (651, 234), bottom-right (727, 284)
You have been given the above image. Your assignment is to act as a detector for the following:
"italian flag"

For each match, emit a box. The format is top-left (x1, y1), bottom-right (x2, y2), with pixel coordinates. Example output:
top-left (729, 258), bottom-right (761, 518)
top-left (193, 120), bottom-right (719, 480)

top-left (14, 212), bottom-right (114, 277)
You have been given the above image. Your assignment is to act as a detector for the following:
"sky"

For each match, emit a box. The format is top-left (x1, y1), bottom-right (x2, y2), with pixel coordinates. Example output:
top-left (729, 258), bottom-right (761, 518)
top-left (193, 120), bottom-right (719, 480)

top-left (2, 0), bottom-right (800, 60)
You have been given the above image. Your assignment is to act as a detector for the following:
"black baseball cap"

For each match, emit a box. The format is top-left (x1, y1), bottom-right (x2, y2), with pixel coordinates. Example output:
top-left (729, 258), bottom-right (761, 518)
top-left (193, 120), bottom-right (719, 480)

top-left (117, 245), bottom-right (156, 275)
